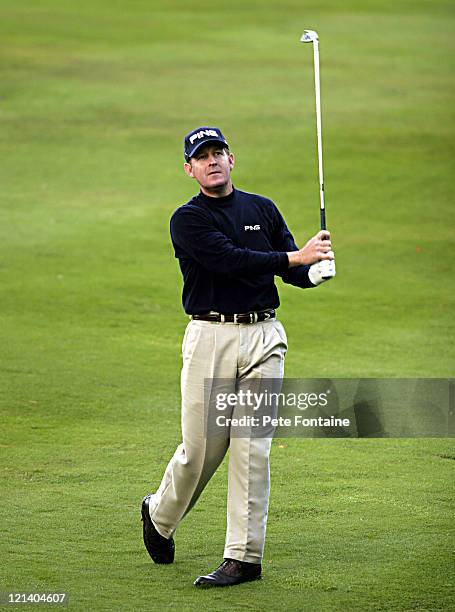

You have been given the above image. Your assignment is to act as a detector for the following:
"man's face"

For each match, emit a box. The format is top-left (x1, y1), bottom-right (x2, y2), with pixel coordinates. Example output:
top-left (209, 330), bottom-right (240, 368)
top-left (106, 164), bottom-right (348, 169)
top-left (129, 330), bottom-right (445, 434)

top-left (184, 143), bottom-right (235, 194)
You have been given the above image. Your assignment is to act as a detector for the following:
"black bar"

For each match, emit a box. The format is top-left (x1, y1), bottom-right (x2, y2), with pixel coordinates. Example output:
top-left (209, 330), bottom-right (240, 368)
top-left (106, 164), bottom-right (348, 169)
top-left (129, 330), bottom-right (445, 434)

top-left (320, 208), bottom-right (326, 231)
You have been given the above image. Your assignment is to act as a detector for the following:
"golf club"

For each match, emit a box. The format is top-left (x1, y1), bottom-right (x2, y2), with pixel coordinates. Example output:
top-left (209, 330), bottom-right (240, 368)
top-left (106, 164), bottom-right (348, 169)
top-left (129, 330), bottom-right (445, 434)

top-left (300, 29), bottom-right (326, 231)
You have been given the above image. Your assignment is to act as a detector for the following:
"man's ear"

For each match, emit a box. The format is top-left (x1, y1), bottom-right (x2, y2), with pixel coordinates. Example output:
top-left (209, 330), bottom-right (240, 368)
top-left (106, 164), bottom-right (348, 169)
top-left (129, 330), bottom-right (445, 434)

top-left (184, 161), bottom-right (194, 178)
top-left (228, 152), bottom-right (235, 171)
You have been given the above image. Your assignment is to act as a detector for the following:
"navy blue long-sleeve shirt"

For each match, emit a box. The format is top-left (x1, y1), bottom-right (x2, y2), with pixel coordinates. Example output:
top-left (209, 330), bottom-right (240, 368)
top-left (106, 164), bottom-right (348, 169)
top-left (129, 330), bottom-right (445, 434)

top-left (170, 187), bottom-right (313, 315)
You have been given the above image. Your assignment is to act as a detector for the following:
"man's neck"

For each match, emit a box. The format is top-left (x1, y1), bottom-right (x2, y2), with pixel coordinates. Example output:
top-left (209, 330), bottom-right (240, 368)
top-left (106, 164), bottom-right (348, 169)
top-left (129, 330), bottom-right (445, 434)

top-left (200, 181), bottom-right (233, 199)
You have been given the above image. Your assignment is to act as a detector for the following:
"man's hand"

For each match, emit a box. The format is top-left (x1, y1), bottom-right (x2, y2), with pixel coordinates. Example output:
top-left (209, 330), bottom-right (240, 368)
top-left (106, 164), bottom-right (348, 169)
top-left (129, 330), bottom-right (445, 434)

top-left (308, 252), bottom-right (336, 286)
top-left (287, 230), bottom-right (333, 267)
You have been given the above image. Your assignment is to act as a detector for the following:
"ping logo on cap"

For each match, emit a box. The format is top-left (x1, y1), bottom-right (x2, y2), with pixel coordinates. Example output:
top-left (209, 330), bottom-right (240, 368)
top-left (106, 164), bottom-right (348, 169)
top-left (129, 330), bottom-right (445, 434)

top-left (184, 126), bottom-right (228, 161)
top-left (189, 129), bottom-right (219, 145)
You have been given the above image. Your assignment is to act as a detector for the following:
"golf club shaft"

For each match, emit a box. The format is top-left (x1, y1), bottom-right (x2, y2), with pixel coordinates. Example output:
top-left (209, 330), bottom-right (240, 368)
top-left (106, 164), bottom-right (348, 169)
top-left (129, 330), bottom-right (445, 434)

top-left (312, 39), bottom-right (326, 231)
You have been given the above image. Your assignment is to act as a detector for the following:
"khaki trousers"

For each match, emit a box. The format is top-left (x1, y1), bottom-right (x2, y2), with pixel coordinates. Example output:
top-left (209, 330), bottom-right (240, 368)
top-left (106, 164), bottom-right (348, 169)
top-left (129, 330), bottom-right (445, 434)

top-left (148, 318), bottom-right (288, 563)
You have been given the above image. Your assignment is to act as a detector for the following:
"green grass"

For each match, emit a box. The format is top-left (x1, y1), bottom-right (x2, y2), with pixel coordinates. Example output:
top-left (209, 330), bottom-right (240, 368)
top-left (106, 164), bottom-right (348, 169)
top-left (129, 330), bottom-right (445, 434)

top-left (1, 1), bottom-right (454, 610)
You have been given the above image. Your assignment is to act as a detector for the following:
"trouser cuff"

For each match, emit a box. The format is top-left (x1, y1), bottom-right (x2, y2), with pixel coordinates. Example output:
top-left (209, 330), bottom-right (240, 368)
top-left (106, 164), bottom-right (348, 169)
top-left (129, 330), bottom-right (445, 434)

top-left (223, 550), bottom-right (263, 564)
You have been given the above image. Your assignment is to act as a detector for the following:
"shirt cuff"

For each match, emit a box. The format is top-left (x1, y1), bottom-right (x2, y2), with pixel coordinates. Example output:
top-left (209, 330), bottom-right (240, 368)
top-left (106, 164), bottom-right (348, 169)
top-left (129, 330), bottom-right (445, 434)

top-left (276, 252), bottom-right (290, 274)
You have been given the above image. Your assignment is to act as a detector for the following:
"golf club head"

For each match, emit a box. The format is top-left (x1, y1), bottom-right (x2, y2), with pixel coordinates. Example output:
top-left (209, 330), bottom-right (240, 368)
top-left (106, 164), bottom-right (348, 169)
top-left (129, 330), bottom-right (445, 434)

top-left (300, 30), bottom-right (319, 43)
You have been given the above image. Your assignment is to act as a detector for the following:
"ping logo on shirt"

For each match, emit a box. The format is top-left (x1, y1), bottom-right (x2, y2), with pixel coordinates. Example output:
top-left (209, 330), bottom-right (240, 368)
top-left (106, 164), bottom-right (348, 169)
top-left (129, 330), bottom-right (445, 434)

top-left (244, 225), bottom-right (261, 231)
top-left (189, 129), bottom-right (219, 145)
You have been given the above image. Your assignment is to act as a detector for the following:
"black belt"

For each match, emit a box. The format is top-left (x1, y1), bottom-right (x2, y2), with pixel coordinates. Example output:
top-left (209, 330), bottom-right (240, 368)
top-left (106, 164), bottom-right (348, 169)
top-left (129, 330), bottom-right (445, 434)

top-left (192, 309), bottom-right (275, 324)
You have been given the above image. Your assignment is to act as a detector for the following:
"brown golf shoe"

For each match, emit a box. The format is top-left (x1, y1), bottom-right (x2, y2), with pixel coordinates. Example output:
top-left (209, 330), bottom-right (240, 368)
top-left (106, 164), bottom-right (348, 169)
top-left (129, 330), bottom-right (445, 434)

top-left (194, 559), bottom-right (262, 587)
top-left (141, 494), bottom-right (175, 564)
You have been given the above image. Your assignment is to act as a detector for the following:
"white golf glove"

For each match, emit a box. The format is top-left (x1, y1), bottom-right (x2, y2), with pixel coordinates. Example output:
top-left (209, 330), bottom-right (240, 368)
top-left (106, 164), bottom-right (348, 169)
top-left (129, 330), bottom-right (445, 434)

top-left (309, 252), bottom-right (336, 286)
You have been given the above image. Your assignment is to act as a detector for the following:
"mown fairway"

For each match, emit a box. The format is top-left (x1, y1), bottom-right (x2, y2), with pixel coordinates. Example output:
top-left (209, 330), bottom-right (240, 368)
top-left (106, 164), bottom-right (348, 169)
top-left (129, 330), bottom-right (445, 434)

top-left (1, 1), bottom-right (454, 610)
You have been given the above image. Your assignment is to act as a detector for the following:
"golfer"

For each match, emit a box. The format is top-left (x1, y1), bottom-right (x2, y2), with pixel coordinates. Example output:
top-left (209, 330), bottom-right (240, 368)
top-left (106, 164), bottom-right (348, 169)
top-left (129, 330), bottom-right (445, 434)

top-left (142, 126), bottom-right (335, 587)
